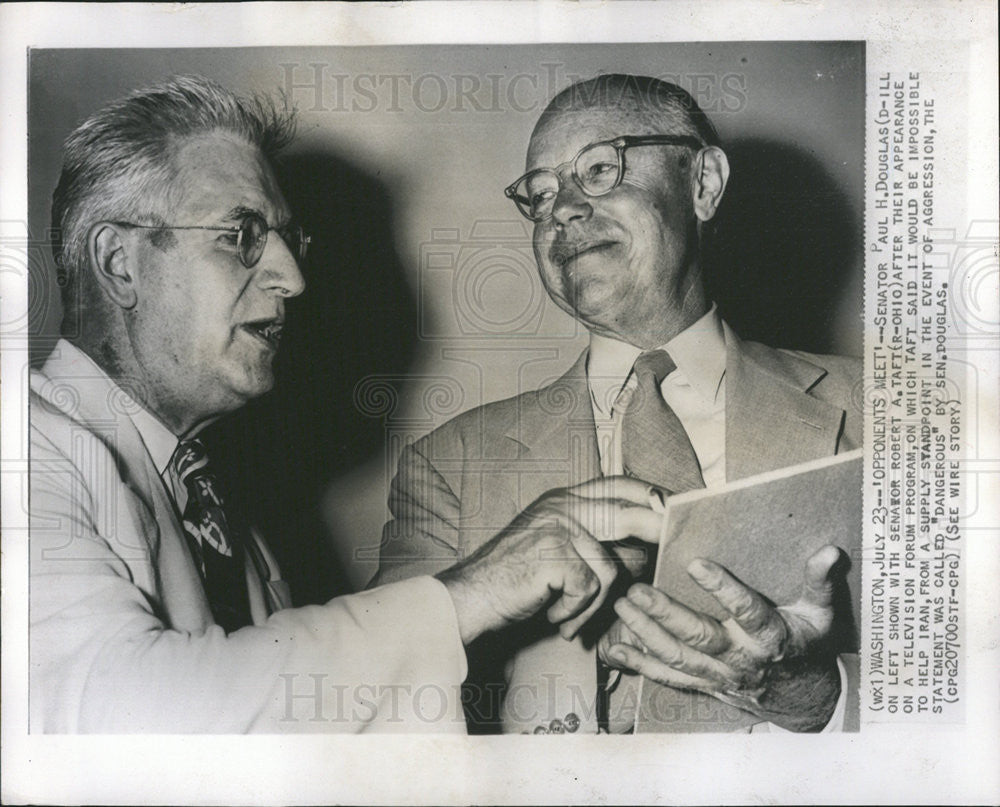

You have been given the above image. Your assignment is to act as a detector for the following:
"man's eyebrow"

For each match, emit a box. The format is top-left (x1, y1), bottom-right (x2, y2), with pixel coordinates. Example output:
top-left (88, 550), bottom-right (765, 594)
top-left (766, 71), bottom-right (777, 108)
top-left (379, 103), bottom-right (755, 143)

top-left (222, 205), bottom-right (258, 223)
top-left (223, 205), bottom-right (291, 228)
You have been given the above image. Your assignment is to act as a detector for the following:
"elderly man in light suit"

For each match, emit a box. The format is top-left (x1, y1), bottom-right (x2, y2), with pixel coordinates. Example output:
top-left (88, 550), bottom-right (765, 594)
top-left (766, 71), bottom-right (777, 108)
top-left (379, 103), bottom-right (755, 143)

top-left (375, 74), bottom-right (862, 734)
top-left (29, 76), bottom-right (665, 733)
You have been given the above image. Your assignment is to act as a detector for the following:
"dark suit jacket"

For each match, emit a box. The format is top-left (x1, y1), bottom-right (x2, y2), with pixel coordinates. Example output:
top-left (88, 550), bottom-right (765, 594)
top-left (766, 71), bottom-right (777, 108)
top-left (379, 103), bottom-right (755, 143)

top-left (374, 323), bottom-right (863, 731)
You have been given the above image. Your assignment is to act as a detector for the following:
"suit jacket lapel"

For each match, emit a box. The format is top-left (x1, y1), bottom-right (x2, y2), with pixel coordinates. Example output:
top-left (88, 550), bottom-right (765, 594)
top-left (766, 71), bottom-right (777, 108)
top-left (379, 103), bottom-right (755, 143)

top-left (458, 349), bottom-right (599, 557)
top-left (35, 343), bottom-right (214, 633)
top-left (505, 348), bottom-right (601, 491)
top-left (484, 330), bottom-right (850, 733)
top-left (724, 323), bottom-right (847, 480)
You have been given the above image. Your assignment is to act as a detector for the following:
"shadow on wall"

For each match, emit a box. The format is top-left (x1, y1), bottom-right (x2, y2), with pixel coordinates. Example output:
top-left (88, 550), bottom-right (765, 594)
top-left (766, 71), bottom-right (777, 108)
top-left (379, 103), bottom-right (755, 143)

top-left (205, 150), bottom-right (418, 605)
top-left (704, 138), bottom-right (861, 355)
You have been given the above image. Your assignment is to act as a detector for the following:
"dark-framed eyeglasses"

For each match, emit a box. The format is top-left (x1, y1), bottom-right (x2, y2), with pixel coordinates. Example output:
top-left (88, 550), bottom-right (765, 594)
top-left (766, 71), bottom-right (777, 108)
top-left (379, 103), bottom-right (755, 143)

top-left (111, 211), bottom-right (311, 269)
top-left (504, 134), bottom-right (705, 222)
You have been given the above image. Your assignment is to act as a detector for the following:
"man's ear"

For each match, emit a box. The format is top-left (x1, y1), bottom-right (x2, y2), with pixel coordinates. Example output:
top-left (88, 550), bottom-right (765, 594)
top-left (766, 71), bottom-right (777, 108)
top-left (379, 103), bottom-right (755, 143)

top-left (87, 222), bottom-right (137, 309)
top-left (692, 146), bottom-right (730, 223)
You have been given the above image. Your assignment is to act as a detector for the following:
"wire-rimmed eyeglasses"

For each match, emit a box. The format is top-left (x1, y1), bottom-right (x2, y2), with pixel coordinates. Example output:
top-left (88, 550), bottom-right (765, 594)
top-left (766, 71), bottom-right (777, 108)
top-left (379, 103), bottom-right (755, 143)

top-left (504, 134), bottom-right (704, 222)
top-left (111, 211), bottom-right (311, 269)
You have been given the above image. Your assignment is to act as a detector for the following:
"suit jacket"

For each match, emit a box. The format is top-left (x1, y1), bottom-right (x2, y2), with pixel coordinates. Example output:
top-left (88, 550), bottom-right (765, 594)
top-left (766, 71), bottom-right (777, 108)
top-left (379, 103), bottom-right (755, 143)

top-left (374, 323), bottom-right (862, 732)
top-left (30, 340), bottom-right (467, 733)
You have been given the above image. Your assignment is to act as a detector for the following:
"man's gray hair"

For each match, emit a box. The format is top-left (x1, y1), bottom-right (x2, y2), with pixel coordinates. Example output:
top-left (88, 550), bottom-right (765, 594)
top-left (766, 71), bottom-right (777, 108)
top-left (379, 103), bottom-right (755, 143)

top-left (535, 73), bottom-right (721, 148)
top-left (51, 75), bottom-right (296, 332)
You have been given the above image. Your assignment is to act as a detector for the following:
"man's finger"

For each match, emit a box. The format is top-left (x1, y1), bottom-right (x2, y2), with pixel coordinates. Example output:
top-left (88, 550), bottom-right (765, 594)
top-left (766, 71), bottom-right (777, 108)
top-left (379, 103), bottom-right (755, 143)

top-left (545, 557), bottom-right (602, 626)
top-left (604, 643), bottom-right (726, 694)
top-left (688, 558), bottom-right (776, 637)
top-left (610, 543), bottom-right (650, 577)
top-left (555, 531), bottom-right (619, 638)
top-left (568, 476), bottom-right (668, 507)
top-left (626, 583), bottom-right (730, 654)
top-left (801, 545), bottom-right (840, 608)
top-left (599, 618), bottom-right (643, 652)
top-left (566, 496), bottom-right (664, 545)
top-left (613, 598), bottom-right (737, 686)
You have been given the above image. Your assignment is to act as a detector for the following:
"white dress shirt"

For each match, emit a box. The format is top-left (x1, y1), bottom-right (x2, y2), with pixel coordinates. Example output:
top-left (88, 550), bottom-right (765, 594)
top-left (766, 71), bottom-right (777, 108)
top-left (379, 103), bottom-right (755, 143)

top-left (129, 402), bottom-right (186, 511)
top-left (587, 305), bottom-right (727, 485)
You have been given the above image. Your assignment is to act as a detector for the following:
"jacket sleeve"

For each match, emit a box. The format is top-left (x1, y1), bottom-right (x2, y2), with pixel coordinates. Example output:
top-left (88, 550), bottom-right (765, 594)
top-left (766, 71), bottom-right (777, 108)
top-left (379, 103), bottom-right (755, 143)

top-left (29, 424), bottom-right (468, 734)
top-left (370, 440), bottom-right (464, 587)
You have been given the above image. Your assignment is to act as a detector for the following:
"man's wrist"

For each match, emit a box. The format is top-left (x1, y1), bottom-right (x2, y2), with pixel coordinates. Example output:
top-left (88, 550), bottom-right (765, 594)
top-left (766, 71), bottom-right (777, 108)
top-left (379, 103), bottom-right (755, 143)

top-left (757, 653), bottom-right (841, 732)
top-left (436, 566), bottom-right (488, 645)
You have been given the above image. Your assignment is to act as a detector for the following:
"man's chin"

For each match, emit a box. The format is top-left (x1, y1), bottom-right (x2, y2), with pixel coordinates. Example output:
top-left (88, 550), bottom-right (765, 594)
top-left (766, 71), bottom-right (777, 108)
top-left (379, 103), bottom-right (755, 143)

top-left (562, 278), bottom-right (622, 320)
top-left (227, 363), bottom-right (276, 405)
top-left (245, 370), bottom-right (276, 399)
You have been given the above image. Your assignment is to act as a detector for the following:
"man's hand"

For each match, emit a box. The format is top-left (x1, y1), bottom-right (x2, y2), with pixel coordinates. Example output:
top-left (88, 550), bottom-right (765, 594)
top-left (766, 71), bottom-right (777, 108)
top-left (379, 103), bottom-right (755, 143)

top-left (437, 478), bottom-right (663, 645)
top-left (598, 545), bottom-right (844, 732)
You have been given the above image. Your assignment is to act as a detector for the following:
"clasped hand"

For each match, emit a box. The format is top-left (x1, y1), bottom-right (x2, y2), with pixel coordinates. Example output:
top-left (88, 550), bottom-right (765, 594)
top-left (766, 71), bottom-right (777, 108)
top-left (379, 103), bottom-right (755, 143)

top-left (598, 546), bottom-right (843, 732)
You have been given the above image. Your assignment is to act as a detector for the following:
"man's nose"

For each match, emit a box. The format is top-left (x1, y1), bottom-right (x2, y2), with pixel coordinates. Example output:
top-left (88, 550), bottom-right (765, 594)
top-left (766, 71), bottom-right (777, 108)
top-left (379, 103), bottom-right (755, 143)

top-left (256, 235), bottom-right (306, 297)
top-left (550, 174), bottom-right (593, 227)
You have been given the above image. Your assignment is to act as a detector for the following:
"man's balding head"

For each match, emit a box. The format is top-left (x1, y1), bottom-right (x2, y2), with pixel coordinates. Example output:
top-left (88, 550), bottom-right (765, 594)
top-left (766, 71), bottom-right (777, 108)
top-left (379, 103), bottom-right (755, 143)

top-left (532, 74), bottom-right (720, 151)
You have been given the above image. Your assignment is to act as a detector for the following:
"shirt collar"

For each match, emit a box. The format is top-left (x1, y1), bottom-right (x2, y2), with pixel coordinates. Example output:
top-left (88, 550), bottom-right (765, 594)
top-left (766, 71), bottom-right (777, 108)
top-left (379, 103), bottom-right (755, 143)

top-left (587, 304), bottom-right (727, 417)
top-left (130, 401), bottom-right (181, 477)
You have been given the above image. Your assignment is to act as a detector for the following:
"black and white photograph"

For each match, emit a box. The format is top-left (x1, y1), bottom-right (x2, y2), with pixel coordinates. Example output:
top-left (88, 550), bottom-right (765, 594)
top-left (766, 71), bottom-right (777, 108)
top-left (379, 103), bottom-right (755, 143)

top-left (1, 3), bottom-right (997, 805)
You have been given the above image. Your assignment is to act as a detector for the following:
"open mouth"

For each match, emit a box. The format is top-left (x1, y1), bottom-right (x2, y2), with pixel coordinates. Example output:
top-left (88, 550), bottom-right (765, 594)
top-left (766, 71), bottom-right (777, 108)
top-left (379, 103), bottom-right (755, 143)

top-left (241, 319), bottom-right (284, 350)
top-left (550, 241), bottom-right (616, 268)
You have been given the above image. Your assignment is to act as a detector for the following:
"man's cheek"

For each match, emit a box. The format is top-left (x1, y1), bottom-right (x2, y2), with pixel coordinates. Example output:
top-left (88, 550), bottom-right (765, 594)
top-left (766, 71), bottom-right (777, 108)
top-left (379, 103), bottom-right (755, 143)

top-left (532, 237), bottom-right (550, 270)
top-left (623, 241), bottom-right (648, 280)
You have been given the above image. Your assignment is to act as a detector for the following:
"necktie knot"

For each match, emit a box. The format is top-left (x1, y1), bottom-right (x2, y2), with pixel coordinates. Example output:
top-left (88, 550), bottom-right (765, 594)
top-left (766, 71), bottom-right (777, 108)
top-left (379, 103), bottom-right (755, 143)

top-left (632, 350), bottom-right (676, 385)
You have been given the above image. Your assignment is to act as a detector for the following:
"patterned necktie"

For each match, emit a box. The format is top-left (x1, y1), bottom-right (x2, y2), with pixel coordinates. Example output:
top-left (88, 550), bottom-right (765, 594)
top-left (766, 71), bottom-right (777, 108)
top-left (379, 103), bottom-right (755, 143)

top-left (620, 349), bottom-right (706, 494)
top-left (173, 439), bottom-right (252, 633)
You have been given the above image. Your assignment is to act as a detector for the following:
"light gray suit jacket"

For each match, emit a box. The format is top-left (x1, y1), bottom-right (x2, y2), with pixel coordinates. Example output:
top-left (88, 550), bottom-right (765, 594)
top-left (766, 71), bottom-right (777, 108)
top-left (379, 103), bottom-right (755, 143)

top-left (30, 341), bottom-right (467, 733)
top-left (374, 324), bottom-right (862, 732)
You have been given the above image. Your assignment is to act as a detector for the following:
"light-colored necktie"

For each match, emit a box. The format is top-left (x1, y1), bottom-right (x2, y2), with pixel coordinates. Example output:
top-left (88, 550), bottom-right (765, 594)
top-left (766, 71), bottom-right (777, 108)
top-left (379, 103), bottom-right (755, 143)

top-left (593, 351), bottom-right (706, 731)
top-left (621, 349), bottom-right (706, 493)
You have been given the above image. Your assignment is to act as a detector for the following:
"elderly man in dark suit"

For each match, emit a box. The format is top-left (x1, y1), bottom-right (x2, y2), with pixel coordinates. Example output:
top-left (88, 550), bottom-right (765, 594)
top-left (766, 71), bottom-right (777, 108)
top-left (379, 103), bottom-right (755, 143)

top-left (375, 74), bottom-right (862, 734)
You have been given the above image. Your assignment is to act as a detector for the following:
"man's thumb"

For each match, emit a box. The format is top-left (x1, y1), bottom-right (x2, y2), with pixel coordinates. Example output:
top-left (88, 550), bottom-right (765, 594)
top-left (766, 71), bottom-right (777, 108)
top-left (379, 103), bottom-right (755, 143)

top-left (801, 544), bottom-right (842, 607)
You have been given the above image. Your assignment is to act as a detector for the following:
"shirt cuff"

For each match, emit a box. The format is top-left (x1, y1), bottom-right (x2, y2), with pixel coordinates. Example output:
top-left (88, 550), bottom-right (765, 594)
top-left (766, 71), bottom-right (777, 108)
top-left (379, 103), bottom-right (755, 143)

top-left (426, 576), bottom-right (470, 685)
top-left (750, 656), bottom-right (848, 734)
top-left (348, 574), bottom-right (469, 693)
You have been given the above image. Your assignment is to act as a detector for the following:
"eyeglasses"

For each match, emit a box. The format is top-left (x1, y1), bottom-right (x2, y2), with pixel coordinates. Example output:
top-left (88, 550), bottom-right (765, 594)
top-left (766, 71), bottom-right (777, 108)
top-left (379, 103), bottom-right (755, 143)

top-left (111, 211), bottom-right (311, 269)
top-left (504, 134), bottom-right (705, 222)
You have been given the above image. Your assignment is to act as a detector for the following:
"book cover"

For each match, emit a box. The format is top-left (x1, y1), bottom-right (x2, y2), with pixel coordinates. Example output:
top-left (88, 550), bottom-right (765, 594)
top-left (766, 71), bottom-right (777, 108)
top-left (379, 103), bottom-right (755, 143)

top-left (634, 449), bottom-right (862, 733)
